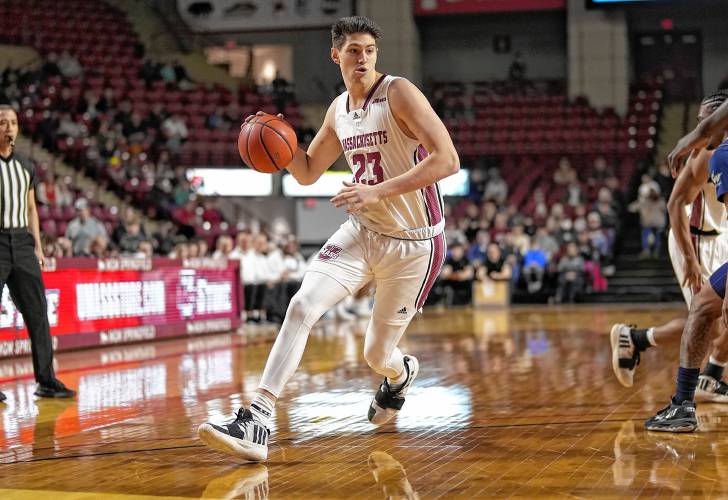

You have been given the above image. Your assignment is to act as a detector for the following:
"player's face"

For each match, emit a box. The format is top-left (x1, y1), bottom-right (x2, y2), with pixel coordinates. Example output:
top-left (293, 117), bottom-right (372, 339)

top-left (0, 110), bottom-right (18, 146)
top-left (332, 33), bottom-right (378, 83)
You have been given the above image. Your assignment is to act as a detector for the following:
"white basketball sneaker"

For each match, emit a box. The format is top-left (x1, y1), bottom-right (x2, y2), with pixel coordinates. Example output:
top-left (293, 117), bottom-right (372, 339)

top-left (610, 323), bottom-right (640, 387)
top-left (695, 374), bottom-right (728, 403)
top-left (368, 355), bottom-right (419, 425)
top-left (198, 408), bottom-right (270, 462)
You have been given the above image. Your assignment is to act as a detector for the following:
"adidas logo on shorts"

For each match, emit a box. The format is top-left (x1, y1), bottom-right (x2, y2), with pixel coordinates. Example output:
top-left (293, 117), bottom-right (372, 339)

top-left (397, 306), bottom-right (407, 314)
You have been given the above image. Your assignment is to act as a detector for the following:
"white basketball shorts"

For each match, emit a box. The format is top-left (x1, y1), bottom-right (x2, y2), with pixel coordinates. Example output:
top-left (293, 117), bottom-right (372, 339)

top-left (306, 219), bottom-right (446, 324)
top-left (668, 228), bottom-right (728, 307)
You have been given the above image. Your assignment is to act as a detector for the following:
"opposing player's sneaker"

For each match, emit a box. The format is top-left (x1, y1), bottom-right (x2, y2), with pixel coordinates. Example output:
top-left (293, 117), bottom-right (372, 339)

top-left (695, 374), bottom-right (728, 403)
top-left (644, 400), bottom-right (697, 433)
top-left (198, 408), bottom-right (270, 462)
top-left (368, 355), bottom-right (419, 425)
top-left (610, 323), bottom-right (640, 387)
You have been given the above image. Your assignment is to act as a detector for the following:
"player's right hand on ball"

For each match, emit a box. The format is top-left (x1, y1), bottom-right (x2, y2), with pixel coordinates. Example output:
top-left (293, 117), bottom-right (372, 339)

top-left (241, 112), bottom-right (285, 127)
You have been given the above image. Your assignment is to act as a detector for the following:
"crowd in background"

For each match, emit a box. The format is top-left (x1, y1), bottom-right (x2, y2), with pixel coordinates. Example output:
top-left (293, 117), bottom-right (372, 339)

top-left (1, 49), bottom-right (673, 310)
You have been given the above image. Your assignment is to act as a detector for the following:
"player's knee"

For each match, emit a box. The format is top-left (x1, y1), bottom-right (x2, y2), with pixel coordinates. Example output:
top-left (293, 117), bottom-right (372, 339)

top-left (691, 286), bottom-right (722, 319)
top-left (285, 292), bottom-right (322, 329)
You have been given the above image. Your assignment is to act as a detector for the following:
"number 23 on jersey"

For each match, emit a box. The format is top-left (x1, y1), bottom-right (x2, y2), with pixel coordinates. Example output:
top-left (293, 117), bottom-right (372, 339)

top-left (352, 151), bottom-right (384, 185)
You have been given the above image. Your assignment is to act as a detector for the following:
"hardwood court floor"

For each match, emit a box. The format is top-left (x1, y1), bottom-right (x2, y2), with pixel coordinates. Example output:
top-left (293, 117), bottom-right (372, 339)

top-left (3, 304), bottom-right (728, 498)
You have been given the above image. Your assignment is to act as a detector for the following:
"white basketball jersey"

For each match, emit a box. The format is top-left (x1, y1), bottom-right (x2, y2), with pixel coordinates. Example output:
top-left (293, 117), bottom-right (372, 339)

top-left (687, 182), bottom-right (727, 233)
top-left (334, 74), bottom-right (445, 240)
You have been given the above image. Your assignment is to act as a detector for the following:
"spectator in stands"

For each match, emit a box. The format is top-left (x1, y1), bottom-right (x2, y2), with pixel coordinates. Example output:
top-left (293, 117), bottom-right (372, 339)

top-left (629, 185), bottom-right (666, 258)
top-left (477, 242), bottom-right (512, 283)
top-left (119, 221), bottom-right (145, 255)
top-left (440, 242), bottom-right (474, 306)
top-left (57, 51), bottom-right (82, 79)
top-left (467, 229), bottom-right (490, 266)
top-left (213, 235), bottom-right (234, 259)
top-left (280, 238), bottom-right (306, 301)
top-left (40, 52), bottom-right (61, 79)
top-left (112, 207), bottom-right (145, 245)
top-left (57, 112), bottom-right (85, 139)
top-left (88, 235), bottom-right (110, 258)
top-left (206, 107), bottom-right (230, 131)
top-left (153, 220), bottom-right (177, 255)
top-left (483, 168), bottom-right (508, 205)
top-left (161, 113), bottom-right (189, 153)
top-left (553, 156), bottom-right (577, 185)
top-left (594, 188), bottom-right (619, 233)
top-left (36, 173), bottom-right (71, 207)
top-left (555, 242), bottom-right (585, 303)
top-left (589, 156), bottom-right (613, 184)
top-left (508, 51), bottom-right (527, 82)
top-left (135, 240), bottom-right (154, 259)
top-left (65, 198), bottom-right (108, 256)
top-left (523, 239), bottom-right (548, 293)
top-left (197, 239), bottom-right (209, 257)
top-left (564, 180), bottom-right (584, 207)
top-left (654, 161), bottom-right (674, 200)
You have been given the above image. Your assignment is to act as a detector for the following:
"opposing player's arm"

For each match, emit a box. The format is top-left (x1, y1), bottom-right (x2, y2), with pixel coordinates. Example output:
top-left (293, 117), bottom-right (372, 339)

top-left (282, 100), bottom-right (342, 185)
top-left (666, 149), bottom-right (712, 291)
top-left (669, 99), bottom-right (728, 169)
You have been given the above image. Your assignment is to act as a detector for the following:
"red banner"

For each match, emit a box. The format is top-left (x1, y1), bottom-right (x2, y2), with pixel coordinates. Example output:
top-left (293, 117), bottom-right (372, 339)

top-left (0, 258), bottom-right (242, 358)
top-left (414, 0), bottom-right (566, 15)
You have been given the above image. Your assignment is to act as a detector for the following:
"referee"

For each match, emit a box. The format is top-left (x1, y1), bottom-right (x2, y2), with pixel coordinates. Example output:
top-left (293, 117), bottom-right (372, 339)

top-left (0, 104), bottom-right (74, 402)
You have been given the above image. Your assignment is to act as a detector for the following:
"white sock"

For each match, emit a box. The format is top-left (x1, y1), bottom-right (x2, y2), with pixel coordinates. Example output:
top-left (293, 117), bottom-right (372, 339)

top-left (646, 327), bottom-right (657, 347)
top-left (710, 356), bottom-right (727, 367)
top-left (249, 393), bottom-right (275, 426)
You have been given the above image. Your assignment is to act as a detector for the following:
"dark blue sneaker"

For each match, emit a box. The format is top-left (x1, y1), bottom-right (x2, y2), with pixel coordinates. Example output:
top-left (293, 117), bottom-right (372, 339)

top-left (645, 400), bottom-right (697, 433)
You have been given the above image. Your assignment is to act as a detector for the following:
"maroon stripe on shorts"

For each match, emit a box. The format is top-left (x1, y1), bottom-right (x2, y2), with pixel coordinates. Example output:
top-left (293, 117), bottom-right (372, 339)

top-left (417, 233), bottom-right (446, 309)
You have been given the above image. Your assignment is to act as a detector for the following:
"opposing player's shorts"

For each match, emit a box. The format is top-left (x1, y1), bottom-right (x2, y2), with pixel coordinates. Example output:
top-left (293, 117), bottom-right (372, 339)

top-left (669, 229), bottom-right (728, 306)
top-left (306, 219), bottom-right (446, 324)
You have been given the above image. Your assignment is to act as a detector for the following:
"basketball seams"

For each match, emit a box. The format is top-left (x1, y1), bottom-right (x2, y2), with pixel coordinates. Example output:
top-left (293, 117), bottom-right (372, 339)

top-left (259, 120), bottom-right (295, 159)
top-left (256, 119), bottom-right (280, 172)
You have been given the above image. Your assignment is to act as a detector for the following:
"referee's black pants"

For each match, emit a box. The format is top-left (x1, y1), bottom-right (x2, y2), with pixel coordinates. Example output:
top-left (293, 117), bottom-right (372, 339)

top-left (0, 229), bottom-right (55, 385)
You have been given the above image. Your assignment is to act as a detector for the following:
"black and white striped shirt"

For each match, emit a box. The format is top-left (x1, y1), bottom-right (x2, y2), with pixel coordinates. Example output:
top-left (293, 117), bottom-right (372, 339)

top-left (0, 153), bottom-right (36, 229)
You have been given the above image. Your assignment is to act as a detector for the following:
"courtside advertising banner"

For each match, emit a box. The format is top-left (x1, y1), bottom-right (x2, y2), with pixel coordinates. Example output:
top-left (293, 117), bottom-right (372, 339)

top-left (0, 258), bottom-right (242, 358)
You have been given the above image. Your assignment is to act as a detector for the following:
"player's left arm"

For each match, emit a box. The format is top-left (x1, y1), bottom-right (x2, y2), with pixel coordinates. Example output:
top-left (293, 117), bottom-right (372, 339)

top-left (331, 79), bottom-right (459, 212)
top-left (27, 187), bottom-right (45, 270)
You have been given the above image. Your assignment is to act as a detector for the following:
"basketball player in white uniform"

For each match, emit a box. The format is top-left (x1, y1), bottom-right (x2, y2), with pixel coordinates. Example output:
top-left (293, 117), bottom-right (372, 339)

top-left (611, 91), bottom-right (728, 401)
top-left (198, 16), bottom-right (458, 461)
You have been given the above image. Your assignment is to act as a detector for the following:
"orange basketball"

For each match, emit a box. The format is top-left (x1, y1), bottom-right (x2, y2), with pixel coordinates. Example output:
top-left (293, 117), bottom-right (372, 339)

top-left (238, 113), bottom-right (298, 173)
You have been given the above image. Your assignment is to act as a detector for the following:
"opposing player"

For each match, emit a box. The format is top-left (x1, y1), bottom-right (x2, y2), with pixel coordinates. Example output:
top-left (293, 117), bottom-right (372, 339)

top-left (611, 91), bottom-right (728, 401)
top-left (198, 16), bottom-right (458, 460)
top-left (645, 133), bottom-right (728, 432)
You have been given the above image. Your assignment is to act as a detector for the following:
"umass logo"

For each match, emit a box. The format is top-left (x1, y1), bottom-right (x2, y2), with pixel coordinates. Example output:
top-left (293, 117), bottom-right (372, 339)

top-left (318, 244), bottom-right (342, 261)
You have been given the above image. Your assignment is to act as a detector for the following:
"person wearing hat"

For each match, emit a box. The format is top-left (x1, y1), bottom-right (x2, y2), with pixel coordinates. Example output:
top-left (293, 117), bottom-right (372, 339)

top-left (0, 104), bottom-right (75, 401)
top-left (64, 197), bottom-right (108, 256)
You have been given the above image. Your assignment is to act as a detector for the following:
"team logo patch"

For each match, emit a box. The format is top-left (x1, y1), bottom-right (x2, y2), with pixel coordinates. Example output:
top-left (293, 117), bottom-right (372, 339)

top-left (318, 244), bottom-right (343, 261)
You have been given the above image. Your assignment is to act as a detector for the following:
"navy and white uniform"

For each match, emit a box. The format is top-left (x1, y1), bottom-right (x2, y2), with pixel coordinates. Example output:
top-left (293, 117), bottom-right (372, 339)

top-left (705, 140), bottom-right (728, 297)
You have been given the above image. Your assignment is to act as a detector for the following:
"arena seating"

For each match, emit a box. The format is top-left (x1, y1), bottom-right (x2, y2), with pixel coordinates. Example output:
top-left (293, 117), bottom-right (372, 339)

top-left (0, 0), bottom-right (303, 239)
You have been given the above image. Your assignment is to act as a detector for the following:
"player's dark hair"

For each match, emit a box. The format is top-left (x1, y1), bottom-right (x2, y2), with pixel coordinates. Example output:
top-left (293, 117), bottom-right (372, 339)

top-left (331, 16), bottom-right (382, 49)
top-left (701, 90), bottom-right (728, 113)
